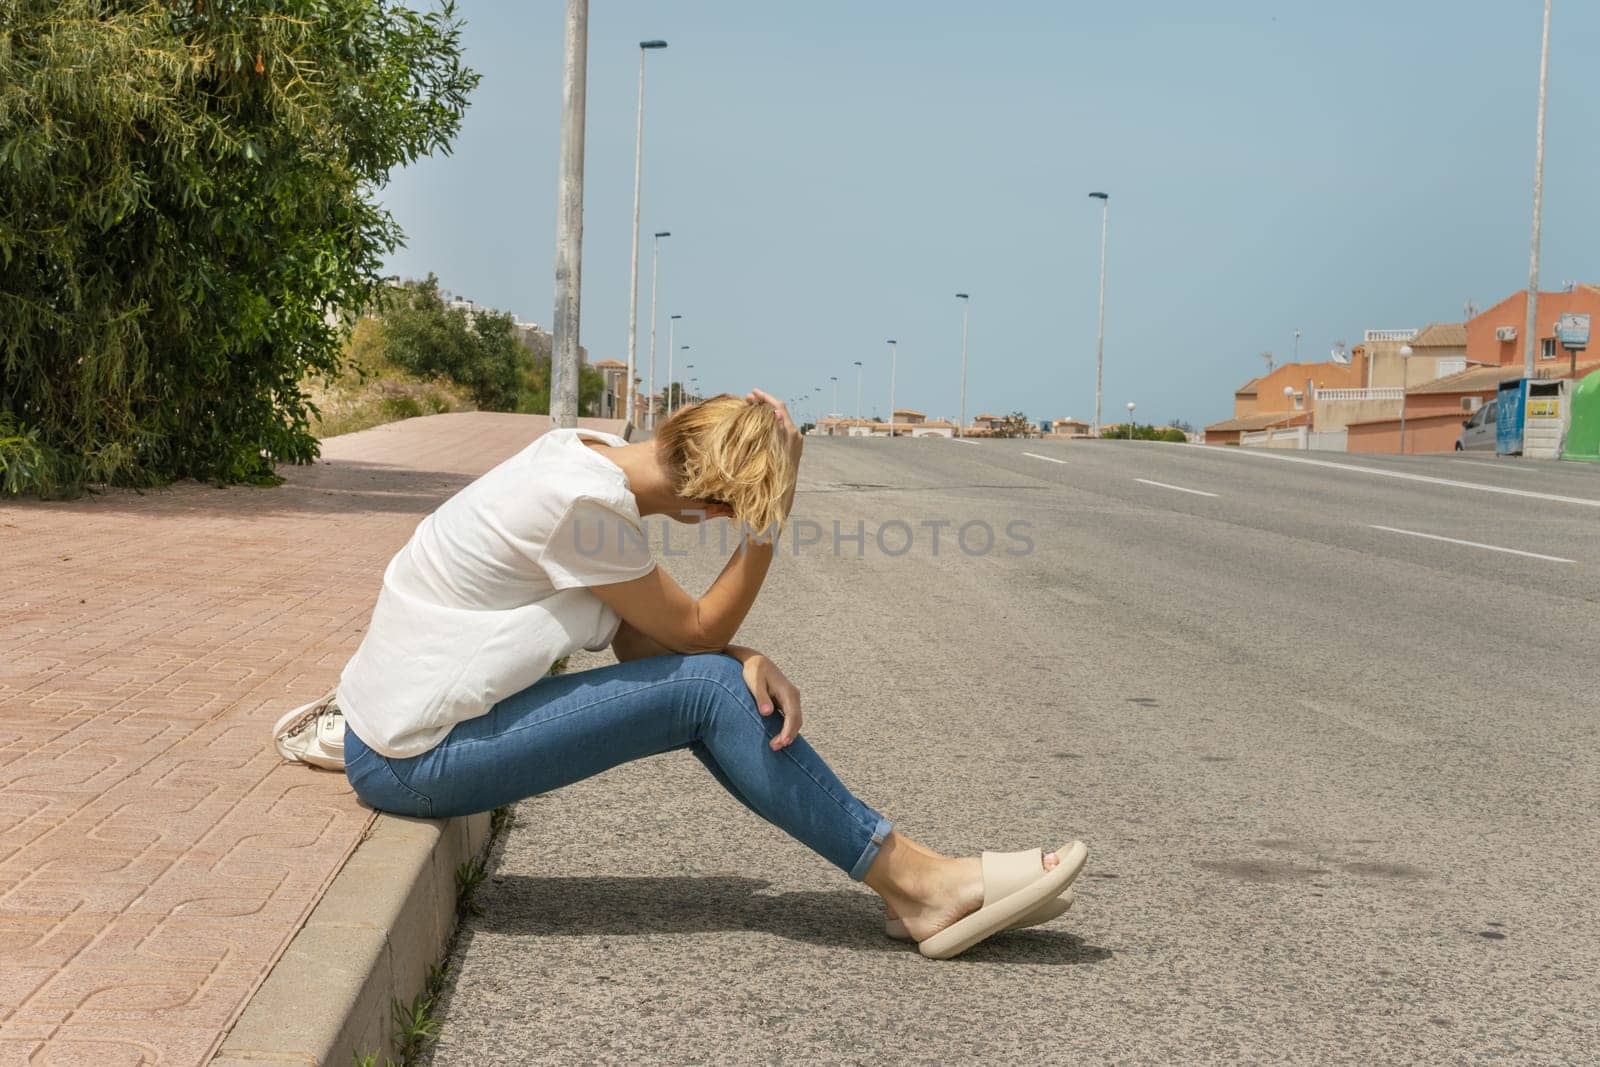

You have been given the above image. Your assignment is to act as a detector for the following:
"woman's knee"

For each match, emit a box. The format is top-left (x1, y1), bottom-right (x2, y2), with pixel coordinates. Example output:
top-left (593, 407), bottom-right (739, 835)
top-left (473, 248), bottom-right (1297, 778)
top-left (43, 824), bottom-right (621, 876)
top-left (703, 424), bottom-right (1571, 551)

top-left (679, 653), bottom-right (758, 711)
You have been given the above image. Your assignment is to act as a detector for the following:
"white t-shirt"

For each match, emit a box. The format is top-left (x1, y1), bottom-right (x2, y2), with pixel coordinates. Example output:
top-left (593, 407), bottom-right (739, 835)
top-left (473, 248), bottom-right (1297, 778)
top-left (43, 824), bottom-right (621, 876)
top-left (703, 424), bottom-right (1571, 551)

top-left (338, 428), bottom-right (656, 757)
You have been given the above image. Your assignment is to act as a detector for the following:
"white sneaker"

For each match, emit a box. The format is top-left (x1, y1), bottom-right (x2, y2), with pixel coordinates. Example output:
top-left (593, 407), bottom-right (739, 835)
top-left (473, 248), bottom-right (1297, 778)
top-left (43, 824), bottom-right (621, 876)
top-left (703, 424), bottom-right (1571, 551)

top-left (273, 688), bottom-right (346, 770)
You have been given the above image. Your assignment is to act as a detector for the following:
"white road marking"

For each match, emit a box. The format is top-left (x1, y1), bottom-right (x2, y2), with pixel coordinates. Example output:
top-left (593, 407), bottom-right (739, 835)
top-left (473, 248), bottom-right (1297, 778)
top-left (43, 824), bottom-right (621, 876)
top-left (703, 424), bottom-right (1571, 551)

top-left (1134, 477), bottom-right (1218, 498)
top-left (949, 437), bottom-right (980, 445)
top-left (1022, 451), bottom-right (1068, 464)
top-left (1201, 445), bottom-right (1600, 509)
top-left (1368, 524), bottom-right (1575, 564)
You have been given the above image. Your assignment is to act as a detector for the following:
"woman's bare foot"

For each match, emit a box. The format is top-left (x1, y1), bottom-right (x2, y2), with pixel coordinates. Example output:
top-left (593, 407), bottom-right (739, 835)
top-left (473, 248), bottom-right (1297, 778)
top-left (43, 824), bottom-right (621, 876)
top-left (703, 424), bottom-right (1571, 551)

top-left (868, 833), bottom-right (1061, 943)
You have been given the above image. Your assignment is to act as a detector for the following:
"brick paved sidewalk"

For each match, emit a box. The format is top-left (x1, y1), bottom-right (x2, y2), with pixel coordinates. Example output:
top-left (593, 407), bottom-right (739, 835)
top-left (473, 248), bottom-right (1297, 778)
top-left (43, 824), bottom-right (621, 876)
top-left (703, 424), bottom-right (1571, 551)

top-left (0, 413), bottom-right (616, 1065)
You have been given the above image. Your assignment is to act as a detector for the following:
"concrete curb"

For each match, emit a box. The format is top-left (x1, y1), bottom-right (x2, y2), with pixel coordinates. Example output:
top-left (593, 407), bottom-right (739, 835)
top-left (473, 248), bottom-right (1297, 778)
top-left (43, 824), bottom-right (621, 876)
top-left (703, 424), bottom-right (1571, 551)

top-left (215, 810), bottom-right (491, 1066)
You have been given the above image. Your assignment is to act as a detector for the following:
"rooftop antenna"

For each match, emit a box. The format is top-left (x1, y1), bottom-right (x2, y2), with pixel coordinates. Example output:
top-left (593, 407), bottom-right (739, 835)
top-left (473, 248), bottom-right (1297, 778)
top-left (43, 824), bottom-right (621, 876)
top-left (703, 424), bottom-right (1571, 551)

top-left (1260, 350), bottom-right (1275, 375)
top-left (1463, 298), bottom-right (1478, 320)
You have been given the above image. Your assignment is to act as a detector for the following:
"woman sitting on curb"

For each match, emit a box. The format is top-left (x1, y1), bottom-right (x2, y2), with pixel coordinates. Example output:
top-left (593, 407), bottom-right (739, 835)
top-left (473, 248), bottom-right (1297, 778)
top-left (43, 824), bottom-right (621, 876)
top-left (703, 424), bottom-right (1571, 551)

top-left (276, 390), bottom-right (1085, 959)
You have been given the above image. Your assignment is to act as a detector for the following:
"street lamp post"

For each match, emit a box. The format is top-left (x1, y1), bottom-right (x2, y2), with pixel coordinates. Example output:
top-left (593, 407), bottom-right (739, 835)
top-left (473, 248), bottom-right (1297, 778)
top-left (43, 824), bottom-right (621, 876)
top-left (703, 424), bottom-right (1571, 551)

top-left (646, 230), bottom-right (670, 429)
top-left (665, 314), bottom-right (680, 420)
top-left (1399, 344), bottom-right (1414, 454)
top-left (1294, 329), bottom-right (1302, 363)
top-left (1090, 192), bottom-right (1110, 437)
top-left (1523, 0), bottom-right (1552, 381)
top-left (550, 0), bottom-right (590, 428)
top-left (886, 340), bottom-right (898, 438)
top-left (1125, 401), bottom-right (1135, 436)
top-left (853, 361), bottom-right (864, 421)
top-left (624, 39), bottom-right (669, 428)
top-left (676, 348), bottom-right (690, 415)
top-left (830, 376), bottom-right (839, 416)
top-left (955, 293), bottom-right (970, 438)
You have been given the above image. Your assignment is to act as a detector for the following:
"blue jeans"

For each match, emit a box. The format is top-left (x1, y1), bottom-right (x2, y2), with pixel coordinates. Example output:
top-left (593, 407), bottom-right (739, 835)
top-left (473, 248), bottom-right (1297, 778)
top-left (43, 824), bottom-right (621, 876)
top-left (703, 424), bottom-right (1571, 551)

top-left (344, 653), bottom-right (893, 880)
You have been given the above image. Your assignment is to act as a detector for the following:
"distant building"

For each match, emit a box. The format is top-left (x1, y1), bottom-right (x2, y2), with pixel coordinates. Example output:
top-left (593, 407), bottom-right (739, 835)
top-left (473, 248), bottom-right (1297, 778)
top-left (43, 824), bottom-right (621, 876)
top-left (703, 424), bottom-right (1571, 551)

top-left (1046, 417), bottom-right (1091, 439)
top-left (813, 413), bottom-right (958, 438)
top-left (592, 359), bottom-right (632, 420)
top-left (813, 417), bottom-right (877, 437)
top-left (1345, 287), bottom-right (1600, 453)
top-left (1203, 358), bottom-right (1365, 446)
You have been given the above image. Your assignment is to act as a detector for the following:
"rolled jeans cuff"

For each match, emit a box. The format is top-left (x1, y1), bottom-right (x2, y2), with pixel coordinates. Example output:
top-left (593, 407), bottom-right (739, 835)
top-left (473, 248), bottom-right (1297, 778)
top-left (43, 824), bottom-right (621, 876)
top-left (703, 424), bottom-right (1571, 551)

top-left (847, 815), bottom-right (894, 881)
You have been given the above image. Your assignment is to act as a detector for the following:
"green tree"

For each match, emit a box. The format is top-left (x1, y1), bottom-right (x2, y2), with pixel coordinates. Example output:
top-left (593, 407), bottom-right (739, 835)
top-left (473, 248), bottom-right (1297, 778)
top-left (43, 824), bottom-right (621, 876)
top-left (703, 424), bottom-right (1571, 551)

top-left (381, 277), bottom-right (520, 411)
top-left (0, 0), bottom-right (477, 495)
top-left (514, 347), bottom-right (603, 417)
top-left (989, 411), bottom-right (1036, 438)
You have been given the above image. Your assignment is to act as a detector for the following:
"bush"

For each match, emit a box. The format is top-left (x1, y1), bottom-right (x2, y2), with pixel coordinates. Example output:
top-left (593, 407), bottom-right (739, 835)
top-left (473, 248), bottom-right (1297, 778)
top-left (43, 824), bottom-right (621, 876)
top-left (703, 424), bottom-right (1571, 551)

top-left (379, 277), bottom-right (520, 411)
top-left (0, 1), bottom-right (477, 496)
top-left (304, 318), bottom-right (474, 439)
top-left (1101, 424), bottom-right (1189, 442)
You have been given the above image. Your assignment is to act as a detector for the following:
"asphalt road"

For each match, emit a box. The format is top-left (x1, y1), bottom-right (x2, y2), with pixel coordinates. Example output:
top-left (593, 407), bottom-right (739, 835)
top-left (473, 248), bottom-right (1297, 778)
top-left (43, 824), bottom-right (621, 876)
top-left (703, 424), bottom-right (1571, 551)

top-left (423, 439), bottom-right (1600, 1065)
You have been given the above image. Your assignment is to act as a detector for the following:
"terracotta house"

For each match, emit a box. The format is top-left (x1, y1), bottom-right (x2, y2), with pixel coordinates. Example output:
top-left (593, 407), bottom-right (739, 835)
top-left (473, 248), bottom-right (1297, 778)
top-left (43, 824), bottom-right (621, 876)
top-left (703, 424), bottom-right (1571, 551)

top-left (1346, 287), bottom-right (1600, 453)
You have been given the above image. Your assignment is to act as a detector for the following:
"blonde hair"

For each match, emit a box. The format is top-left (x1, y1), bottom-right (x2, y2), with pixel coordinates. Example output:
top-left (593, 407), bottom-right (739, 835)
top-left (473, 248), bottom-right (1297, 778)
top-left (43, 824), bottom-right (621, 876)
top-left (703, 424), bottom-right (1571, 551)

top-left (655, 394), bottom-right (796, 533)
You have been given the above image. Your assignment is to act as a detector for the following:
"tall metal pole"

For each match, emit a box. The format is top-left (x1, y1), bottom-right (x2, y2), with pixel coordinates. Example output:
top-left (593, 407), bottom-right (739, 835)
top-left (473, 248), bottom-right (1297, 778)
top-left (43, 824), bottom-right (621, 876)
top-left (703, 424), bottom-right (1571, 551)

top-left (551, 0), bottom-right (588, 428)
top-left (956, 293), bottom-right (970, 438)
top-left (1090, 192), bottom-right (1110, 437)
top-left (625, 41), bottom-right (668, 428)
top-left (665, 314), bottom-right (679, 420)
top-left (1522, 0), bottom-right (1552, 381)
top-left (830, 376), bottom-right (839, 415)
top-left (853, 360), bottom-right (863, 420)
top-left (647, 231), bottom-right (669, 429)
top-left (886, 340), bottom-right (898, 437)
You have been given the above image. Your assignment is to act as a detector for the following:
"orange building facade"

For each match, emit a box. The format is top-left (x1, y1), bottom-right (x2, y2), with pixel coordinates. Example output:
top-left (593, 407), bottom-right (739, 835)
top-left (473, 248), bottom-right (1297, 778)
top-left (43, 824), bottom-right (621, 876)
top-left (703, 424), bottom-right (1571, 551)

top-left (1346, 287), bottom-right (1600, 453)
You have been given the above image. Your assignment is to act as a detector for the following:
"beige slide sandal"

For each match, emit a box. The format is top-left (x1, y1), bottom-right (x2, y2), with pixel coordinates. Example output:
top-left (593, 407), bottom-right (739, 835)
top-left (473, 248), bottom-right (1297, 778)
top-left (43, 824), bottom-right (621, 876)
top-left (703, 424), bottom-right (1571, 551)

top-left (886, 883), bottom-right (1077, 941)
top-left (916, 841), bottom-right (1089, 960)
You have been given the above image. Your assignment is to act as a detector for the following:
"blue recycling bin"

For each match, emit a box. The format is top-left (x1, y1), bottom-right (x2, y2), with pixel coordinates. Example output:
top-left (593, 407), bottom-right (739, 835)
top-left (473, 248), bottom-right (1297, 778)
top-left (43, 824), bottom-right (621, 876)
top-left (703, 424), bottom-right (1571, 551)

top-left (1496, 378), bottom-right (1527, 455)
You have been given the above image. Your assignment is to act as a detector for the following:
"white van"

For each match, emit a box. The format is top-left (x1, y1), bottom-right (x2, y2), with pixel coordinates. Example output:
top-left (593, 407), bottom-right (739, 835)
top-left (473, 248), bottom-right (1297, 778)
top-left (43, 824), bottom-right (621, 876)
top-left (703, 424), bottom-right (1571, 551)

top-left (1455, 398), bottom-right (1498, 452)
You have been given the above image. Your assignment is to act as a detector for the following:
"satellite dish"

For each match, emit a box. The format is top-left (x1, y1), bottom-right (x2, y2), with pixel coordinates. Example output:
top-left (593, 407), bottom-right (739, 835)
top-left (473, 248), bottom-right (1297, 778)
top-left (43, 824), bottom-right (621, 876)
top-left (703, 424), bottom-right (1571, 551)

top-left (1330, 342), bottom-right (1350, 365)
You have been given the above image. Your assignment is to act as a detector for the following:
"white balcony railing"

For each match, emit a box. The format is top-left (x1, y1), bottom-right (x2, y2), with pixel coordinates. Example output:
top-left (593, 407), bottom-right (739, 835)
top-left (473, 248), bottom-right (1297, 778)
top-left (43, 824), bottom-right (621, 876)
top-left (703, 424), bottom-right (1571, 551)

top-left (1314, 387), bottom-right (1404, 402)
top-left (1363, 329), bottom-right (1417, 343)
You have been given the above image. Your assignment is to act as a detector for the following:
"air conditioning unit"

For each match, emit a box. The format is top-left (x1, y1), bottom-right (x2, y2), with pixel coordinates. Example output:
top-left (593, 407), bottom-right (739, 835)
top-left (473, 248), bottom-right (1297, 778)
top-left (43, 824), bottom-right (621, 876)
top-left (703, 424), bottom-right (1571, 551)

top-left (1495, 326), bottom-right (1518, 342)
top-left (1461, 396), bottom-right (1482, 412)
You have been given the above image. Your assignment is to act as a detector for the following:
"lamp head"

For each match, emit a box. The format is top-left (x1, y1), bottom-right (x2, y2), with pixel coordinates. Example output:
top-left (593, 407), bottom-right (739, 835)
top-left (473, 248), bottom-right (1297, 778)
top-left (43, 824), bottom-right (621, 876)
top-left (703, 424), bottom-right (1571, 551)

top-left (654, 230), bottom-right (671, 238)
top-left (670, 314), bottom-right (681, 320)
top-left (1089, 191), bottom-right (1109, 200)
top-left (640, 39), bottom-right (668, 50)
top-left (1399, 345), bottom-right (1414, 357)
top-left (955, 292), bottom-right (969, 300)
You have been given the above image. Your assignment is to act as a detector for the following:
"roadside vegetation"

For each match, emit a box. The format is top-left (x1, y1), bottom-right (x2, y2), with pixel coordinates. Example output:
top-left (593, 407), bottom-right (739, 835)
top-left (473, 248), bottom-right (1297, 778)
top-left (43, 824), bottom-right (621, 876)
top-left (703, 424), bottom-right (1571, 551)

top-left (305, 318), bottom-right (475, 440)
top-left (1100, 423), bottom-right (1191, 442)
top-left (1, 0), bottom-right (476, 497)
top-left (307, 276), bottom-right (605, 440)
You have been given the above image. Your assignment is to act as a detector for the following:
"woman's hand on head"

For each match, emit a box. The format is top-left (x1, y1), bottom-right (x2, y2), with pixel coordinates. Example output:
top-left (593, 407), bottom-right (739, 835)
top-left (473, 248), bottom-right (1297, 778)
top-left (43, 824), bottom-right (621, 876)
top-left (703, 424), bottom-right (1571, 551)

top-left (727, 646), bottom-right (802, 751)
top-left (746, 388), bottom-right (804, 468)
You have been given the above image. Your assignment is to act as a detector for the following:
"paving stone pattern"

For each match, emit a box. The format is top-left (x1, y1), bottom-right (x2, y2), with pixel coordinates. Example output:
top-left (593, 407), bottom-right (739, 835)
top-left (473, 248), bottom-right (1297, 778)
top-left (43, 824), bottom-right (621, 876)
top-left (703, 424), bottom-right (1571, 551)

top-left (0, 414), bottom-right (580, 1065)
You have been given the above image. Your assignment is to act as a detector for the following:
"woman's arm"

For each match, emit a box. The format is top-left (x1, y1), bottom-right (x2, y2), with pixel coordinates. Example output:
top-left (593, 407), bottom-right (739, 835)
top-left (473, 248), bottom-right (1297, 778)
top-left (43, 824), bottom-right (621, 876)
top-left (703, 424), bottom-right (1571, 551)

top-left (596, 389), bottom-right (801, 655)
top-left (591, 534), bottom-right (774, 655)
top-left (611, 618), bottom-right (673, 661)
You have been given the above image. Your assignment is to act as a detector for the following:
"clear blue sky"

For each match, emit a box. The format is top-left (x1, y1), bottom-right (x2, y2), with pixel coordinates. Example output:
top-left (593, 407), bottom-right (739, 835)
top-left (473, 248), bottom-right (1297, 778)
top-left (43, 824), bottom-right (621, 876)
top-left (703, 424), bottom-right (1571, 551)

top-left (378, 1), bottom-right (1600, 428)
